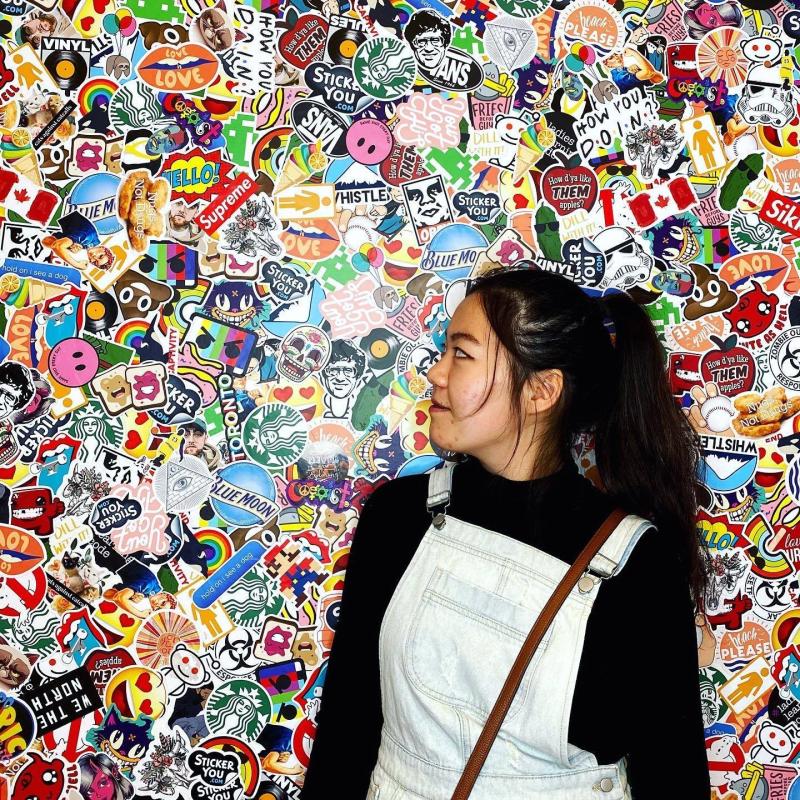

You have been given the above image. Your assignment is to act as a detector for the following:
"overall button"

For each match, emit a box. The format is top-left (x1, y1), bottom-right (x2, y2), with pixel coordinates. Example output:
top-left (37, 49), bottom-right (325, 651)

top-left (599, 778), bottom-right (613, 792)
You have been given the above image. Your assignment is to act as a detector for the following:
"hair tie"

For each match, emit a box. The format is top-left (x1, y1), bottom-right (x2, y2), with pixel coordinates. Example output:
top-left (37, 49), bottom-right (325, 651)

top-left (597, 297), bottom-right (617, 348)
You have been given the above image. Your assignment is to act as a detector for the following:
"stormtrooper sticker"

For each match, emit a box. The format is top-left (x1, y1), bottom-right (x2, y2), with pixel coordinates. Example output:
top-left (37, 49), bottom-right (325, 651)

top-left (592, 228), bottom-right (656, 292)
top-left (738, 31), bottom-right (797, 127)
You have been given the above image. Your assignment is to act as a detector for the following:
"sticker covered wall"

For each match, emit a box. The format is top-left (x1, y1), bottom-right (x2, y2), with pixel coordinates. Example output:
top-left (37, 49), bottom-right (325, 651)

top-left (0, 0), bottom-right (797, 796)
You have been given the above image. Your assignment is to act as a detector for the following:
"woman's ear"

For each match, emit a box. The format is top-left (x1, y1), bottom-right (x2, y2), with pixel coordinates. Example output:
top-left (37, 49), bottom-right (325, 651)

top-left (524, 369), bottom-right (564, 416)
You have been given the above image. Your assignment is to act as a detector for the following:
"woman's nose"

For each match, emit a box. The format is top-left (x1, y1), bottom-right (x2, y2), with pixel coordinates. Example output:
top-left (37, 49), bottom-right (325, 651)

top-left (427, 355), bottom-right (445, 385)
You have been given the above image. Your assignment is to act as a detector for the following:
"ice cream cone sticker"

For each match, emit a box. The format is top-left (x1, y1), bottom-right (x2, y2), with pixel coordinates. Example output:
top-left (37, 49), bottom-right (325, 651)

top-left (274, 139), bottom-right (328, 195)
top-left (513, 119), bottom-right (556, 181)
top-left (382, 365), bottom-right (428, 434)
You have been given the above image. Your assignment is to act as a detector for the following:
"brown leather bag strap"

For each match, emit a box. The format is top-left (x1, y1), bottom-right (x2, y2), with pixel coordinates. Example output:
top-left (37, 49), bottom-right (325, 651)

top-left (450, 507), bottom-right (628, 800)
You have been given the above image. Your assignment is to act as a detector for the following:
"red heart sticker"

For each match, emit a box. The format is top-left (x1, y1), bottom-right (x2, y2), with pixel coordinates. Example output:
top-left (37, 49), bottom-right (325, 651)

top-left (541, 166), bottom-right (598, 217)
top-left (278, 13), bottom-right (329, 69)
top-left (136, 672), bottom-right (153, 692)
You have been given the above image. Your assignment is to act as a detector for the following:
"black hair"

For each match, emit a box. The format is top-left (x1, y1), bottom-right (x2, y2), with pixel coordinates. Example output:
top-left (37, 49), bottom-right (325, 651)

top-left (463, 268), bottom-right (710, 614)
top-left (403, 10), bottom-right (451, 48)
top-left (326, 338), bottom-right (367, 380)
top-left (78, 752), bottom-right (134, 800)
top-left (0, 362), bottom-right (34, 410)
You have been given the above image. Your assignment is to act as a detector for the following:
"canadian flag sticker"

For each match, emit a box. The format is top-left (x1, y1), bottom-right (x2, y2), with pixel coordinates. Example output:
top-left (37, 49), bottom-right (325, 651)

top-left (0, 168), bottom-right (59, 226)
top-left (625, 177), bottom-right (698, 229)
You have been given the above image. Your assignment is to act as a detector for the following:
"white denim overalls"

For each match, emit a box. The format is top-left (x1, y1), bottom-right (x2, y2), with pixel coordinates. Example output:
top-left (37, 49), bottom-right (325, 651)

top-left (368, 459), bottom-right (653, 800)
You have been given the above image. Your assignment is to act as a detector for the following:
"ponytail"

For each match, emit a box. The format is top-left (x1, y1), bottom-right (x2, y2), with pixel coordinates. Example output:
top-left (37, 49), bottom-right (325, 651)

top-left (464, 269), bottom-right (710, 615)
top-left (594, 292), bottom-right (710, 614)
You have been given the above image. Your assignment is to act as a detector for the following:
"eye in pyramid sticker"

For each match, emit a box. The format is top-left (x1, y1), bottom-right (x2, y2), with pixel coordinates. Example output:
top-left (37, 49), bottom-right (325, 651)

top-left (153, 455), bottom-right (214, 513)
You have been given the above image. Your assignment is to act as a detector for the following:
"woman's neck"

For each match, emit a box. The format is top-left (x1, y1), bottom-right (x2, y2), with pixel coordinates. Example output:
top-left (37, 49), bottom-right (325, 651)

top-left (465, 447), bottom-right (567, 483)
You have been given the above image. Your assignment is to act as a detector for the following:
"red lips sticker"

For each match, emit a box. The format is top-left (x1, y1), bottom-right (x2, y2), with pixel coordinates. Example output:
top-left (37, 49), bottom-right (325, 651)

top-left (137, 43), bottom-right (219, 92)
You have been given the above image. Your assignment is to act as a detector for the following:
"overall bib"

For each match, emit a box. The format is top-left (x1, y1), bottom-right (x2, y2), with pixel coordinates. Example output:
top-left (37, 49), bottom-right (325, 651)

top-left (368, 460), bottom-right (653, 800)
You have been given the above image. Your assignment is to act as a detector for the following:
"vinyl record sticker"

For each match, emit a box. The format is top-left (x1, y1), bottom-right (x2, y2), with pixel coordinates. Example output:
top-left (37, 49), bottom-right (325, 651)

top-left (326, 27), bottom-right (365, 66)
top-left (361, 327), bottom-right (401, 370)
top-left (44, 50), bottom-right (88, 91)
top-left (83, 289), bottom-right (119, 333)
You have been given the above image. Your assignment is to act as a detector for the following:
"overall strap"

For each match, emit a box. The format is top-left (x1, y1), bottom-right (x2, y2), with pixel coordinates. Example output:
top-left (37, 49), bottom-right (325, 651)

top-left (426, 459), bottom-right (457, 529)
top-left (426, 459), bottom-right (654, 572)
top-left (587, 513), bottom-right (653, 579)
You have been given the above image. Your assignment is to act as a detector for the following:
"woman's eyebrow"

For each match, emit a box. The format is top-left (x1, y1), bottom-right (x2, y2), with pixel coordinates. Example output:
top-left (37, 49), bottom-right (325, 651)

top-left (446, 331), bottom-right (481, 346)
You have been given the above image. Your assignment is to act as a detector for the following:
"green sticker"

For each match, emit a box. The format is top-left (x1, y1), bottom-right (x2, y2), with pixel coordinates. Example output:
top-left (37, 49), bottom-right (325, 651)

top-left (242, 404), bottom-right (308, 468)
top-left (353, 37), bottom-right (417, 100)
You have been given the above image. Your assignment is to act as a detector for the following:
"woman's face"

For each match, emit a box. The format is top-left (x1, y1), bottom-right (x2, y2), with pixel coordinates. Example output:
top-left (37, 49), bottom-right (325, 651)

top-left (232, 697), bottom-right (252, 716)
top-left (426, 293), bottom-right (527, 467)
top-left (693, 1), bottom-right (721, 28)
top-left (89, 768), bottom-right (115, 800)
top-left (83, 418), bottom-right (99, 435)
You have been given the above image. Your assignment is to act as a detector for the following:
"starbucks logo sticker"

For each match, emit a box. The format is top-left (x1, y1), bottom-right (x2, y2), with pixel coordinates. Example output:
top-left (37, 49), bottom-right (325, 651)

top-left (353, 36), bottom-right (417, 100)
top-left (495, 0), bottom-right (552, 18)
top-left (242, 404), bottom-right (308, 468)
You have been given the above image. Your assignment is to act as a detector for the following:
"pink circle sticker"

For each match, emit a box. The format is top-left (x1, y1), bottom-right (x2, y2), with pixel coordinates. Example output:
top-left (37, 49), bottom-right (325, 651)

top-left (346, 118), bottom-right (394, 165)
top-left (48, 338), bottom-right (99, 387)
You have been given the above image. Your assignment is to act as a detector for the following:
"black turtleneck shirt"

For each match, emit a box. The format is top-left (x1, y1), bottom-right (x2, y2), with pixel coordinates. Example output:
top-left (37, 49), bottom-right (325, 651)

top-left (300, 456), bottom-right (711, 799)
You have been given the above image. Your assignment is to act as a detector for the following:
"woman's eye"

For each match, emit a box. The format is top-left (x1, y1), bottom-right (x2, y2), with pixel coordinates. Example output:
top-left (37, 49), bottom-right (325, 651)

top-left (453, 347), bottom-right (468, 358)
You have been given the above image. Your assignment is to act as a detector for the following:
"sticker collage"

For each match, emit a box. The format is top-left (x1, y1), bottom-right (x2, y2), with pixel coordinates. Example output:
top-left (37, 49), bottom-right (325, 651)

top-left (0, 0), bottom-right (798, 795)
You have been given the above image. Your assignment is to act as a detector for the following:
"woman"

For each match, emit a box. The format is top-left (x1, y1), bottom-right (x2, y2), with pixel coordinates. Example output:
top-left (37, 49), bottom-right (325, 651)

top-left (78, 752), bottom-right (134, 800)
top-left (18, 11), bottom-right (56, 49)
top-left (300, 269), bottom-right (712, 799)
top-left (682, 0), bottom-right (743, 39)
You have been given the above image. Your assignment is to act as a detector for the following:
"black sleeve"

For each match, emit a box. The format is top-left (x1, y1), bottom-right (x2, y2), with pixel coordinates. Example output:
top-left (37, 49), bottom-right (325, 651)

top-left (299, 483), bottom-right (390, 798)
top-left (620, 529), bottom-right (711, 798)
